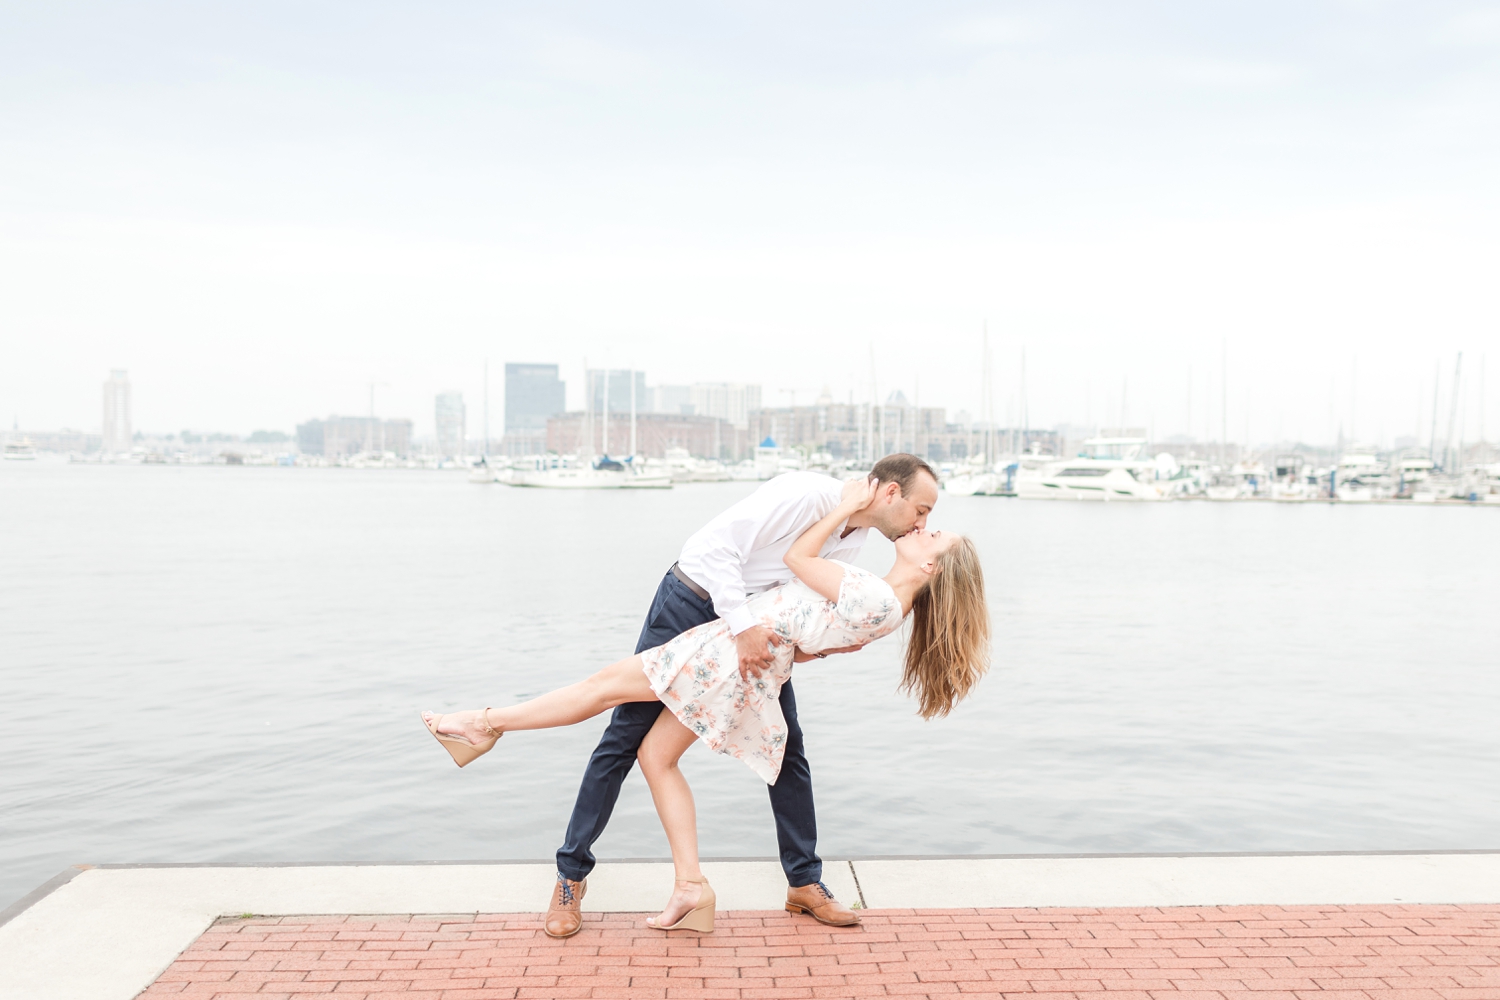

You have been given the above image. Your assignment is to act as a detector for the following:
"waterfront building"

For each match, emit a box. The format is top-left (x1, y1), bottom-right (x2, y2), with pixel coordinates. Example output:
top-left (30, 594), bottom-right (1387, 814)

top-left (745, 399), bottom-right (951, 462)
top-left (434, 391), bottom-right (465, 458)
top-left (744, 393), bottom-right (1064, 464)
top-left (547, 411), bottom-right (746, 461)
top-left (102, 369), bottom-right (132, 453)
top-left (17, 429), bottom-right (102, 454)
top-left (502, 363), bottom-right (565, 456)
top-left (296, 416), bottom-right (413, 459)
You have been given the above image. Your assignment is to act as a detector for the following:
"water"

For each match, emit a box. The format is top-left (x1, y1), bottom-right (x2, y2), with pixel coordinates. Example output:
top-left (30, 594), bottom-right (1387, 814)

top-left (2, 460), bottom-right (1498, 909)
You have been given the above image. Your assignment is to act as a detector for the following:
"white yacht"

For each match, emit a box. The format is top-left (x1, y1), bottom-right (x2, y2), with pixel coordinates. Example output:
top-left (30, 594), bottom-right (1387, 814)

top-left (659, 447), bottom-right (731, 483)
top-left (1015, 435), bottom-right (1169, 501)
top-left (621, 458), bottom-right (673, 489)
top-left (1270, 454), bottom-right (1315, 501)
top-left (942, 455), bottom-right (1002, 496)
top-left (467, 456), bottom-right (509, 484)
top-left (1334, 452), bottom-right (1393, 501)
top-left (3, 437), bottom-right (38, 460)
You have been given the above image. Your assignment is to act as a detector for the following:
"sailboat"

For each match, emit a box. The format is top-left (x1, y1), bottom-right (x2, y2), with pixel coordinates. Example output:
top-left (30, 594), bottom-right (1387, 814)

top-left (511, 367), bottom-right (671, 489)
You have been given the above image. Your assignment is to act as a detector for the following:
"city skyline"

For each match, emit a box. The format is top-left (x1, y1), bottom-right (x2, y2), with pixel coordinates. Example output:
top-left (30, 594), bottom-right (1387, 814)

top-left (25, 351), bottom-right (1492, 458)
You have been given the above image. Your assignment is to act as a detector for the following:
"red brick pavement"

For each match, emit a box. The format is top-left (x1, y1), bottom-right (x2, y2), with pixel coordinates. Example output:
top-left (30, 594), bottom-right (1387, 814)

top-left (137, 904), bottom-right (1500, 999)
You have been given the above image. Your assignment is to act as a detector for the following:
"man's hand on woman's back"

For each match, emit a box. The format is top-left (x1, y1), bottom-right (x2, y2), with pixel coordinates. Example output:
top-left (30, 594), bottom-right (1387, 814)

top-left (735, 625), bottom-right (784, 680)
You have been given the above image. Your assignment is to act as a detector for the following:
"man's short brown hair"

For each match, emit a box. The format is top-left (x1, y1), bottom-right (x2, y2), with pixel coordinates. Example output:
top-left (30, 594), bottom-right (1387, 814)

top-left (870, 453), bottom-right (938, 497)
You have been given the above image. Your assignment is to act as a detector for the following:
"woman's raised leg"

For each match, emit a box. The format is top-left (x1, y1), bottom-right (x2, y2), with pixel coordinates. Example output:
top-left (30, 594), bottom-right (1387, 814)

top-left (423, 654), bottom-right (658, 745)
top-left (636, 708), bottom-right (711, 928)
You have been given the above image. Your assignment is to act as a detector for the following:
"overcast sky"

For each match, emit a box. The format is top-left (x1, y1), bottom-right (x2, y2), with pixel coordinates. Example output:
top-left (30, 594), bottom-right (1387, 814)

top-left (2, 1), bottom-right (1498, 446)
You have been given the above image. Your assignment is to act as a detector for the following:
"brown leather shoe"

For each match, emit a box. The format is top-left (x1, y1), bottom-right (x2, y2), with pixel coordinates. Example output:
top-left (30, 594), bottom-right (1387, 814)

top-left (786, 881), bottom-right (861, 926)
top-left (544, 874), bottom-right (587, 938)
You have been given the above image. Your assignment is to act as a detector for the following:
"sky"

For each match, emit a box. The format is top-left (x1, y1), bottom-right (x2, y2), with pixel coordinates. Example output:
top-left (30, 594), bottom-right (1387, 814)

top-left (2, 1), bottom-right (1498, 447)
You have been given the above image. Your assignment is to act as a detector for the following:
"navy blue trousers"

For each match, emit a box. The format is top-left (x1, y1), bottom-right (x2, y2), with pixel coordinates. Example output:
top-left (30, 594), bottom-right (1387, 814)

top-left (555, 568), bottom-right (822, 886)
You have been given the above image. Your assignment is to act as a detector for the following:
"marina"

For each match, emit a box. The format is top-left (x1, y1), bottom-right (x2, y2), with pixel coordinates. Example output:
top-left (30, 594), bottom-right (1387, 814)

top-left (24, 429), bottom-right (1496, 505)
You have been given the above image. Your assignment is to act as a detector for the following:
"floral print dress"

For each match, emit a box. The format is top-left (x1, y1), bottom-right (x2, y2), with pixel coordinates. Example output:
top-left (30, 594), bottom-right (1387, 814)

top-left (639, 561), bottom-right (903, 784)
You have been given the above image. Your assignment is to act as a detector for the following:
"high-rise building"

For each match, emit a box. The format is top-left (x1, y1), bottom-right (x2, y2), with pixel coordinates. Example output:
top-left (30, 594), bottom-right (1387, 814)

top-left (504, 363), bottom-right (565, 431)
top-left (586, 369), bottom-right (648, 414)
top-left (435, 391), bottom-right (466, 458)
top-left (102, 370), bottom-right (132, 452)
top-left (501, 363), bottom-right (565, 456)
top-left (652, 385), bottom-right (694, 415)
top-left (690, 383), bottom-right (761, 429)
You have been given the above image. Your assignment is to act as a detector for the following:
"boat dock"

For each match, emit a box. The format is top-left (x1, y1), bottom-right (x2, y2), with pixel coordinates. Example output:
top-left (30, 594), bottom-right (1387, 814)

top-left (4, 852), bottom-right (1498, 999)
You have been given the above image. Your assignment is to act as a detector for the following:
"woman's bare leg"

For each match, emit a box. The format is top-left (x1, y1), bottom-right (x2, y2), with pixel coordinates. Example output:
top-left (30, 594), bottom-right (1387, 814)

top-left (636, 708), bottom-right (706, 927)
top-left (423, 654), bottom-right (657, 744)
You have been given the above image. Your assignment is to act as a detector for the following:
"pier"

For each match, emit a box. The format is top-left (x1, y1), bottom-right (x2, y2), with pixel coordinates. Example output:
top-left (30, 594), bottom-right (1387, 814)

top-left (4, 853), bottom-right (1498, 999)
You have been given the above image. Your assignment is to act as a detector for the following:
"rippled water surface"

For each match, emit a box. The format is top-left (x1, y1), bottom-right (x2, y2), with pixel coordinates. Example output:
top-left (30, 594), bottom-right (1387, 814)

top-left (3, 460), bottom-right (1498, 908)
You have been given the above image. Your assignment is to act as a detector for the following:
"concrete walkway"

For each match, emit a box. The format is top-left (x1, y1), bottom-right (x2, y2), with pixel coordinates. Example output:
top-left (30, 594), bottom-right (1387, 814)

top-left (3, 853), bottom-right (1500, 1000)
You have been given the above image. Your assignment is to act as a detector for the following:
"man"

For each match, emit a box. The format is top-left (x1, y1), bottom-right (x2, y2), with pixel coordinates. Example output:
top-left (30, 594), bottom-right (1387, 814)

top-left (545, 453), bottom-right (941, 937)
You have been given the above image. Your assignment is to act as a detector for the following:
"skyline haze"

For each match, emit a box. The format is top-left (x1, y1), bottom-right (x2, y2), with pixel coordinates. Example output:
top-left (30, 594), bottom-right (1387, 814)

top-left (2, 2), bottom-right (1497, 448)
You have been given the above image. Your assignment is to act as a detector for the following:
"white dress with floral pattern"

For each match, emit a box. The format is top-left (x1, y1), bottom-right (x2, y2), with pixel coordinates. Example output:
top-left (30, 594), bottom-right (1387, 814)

top-left (639, 562), bottom-right (903, 784)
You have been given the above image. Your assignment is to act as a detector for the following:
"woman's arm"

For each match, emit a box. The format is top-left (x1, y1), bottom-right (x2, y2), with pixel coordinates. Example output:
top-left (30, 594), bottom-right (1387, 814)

top-left (793, 643), bottom-right (864, 662)
top-left (783, 476), bottom-right (878, 602)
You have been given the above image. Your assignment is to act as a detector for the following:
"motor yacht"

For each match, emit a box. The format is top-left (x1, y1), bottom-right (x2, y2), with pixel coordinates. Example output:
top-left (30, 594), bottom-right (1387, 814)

top-left (1015, 435), bottom-right (1168, 501)
top-left (943, 454), bottom-right (1003, 496)
top-left (1334, 452), bottom-right (1393, 501)
top-left (659, 447), bottom-right (731, 483)
top-left (1270, 454), bottom-right (1315, 500)
top-left (3, 437), bottom-right (37, 460)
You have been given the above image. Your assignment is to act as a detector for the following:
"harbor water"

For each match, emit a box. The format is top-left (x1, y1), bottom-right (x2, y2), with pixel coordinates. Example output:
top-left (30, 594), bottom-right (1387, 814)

top-left (2, 460), bottom-right (1497, 909)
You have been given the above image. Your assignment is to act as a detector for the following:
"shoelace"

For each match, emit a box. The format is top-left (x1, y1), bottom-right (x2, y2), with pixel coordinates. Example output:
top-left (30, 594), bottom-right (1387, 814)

top-left (556, 874), bottom-right (576, 906)
top-left (813, 881), bottom-right (834, 900)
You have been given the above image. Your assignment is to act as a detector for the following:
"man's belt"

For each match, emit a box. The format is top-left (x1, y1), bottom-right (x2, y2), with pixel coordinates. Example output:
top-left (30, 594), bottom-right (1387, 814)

top-left (670, 562), bottom-right (711, 601)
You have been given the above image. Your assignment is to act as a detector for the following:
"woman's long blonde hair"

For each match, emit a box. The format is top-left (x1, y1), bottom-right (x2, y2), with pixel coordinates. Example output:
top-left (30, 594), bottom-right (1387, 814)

top-left (902, 535), bottom-right (990, 718)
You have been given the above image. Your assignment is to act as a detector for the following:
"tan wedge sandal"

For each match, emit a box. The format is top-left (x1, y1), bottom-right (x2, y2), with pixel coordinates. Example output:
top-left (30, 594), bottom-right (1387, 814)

top-left (646, 876), bottom-right (715, 933)
top-left (421, 708), bottom-right (501, 767)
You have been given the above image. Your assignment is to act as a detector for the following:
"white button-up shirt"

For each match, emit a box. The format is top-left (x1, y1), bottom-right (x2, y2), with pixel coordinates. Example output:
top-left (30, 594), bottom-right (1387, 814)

top-left (677, 471), bottom-right (870, 636)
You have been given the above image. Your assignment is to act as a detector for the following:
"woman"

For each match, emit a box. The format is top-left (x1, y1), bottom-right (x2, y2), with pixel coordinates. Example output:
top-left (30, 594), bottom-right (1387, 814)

top-left (422, 476), bottom-right (989, 932)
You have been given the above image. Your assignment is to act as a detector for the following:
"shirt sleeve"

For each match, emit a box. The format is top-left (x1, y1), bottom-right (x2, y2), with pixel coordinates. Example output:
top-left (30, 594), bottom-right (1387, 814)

top-left (822, 526), bottom-right (869, 567)
top-left (680, 480), bottom-right (836, 636)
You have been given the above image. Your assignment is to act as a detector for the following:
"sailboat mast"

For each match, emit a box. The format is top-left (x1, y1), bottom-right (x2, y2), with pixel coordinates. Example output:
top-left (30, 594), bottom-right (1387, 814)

top-left (1429, 363), bottom-right (1441, 461)
top-left (601, 368), bottom-right (610, 458)
top-left (980, 323), bottom-right (989, 464)
top-left (1221, 339), bottom-right (1228, 466)
top-left (630, 369), bottom-right (637, 459)
top-left (582, 358), bottom-right (592, 462)
top-left (1019, 344), bottom-right (1027, 454)
top-left (1444, 352), bottom-right (1463, 470)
